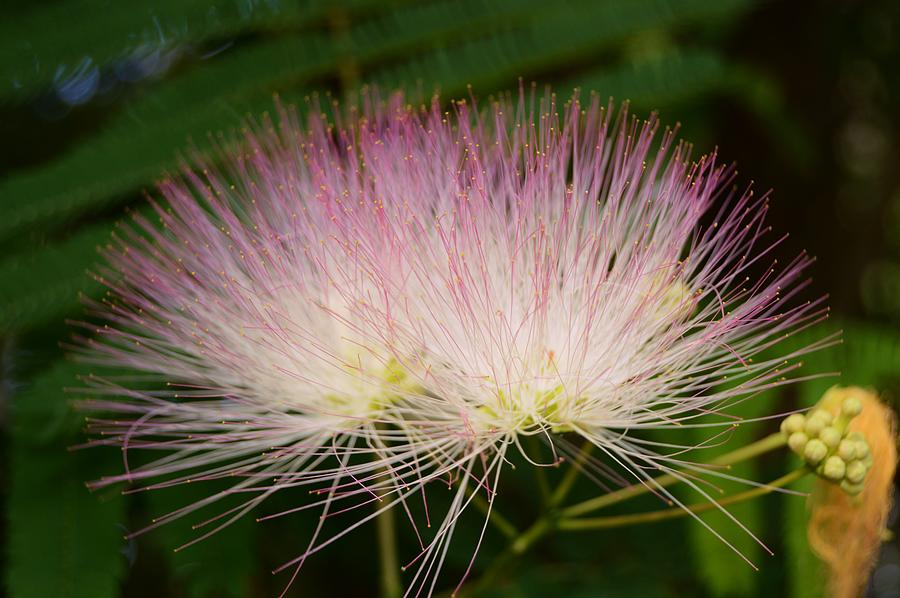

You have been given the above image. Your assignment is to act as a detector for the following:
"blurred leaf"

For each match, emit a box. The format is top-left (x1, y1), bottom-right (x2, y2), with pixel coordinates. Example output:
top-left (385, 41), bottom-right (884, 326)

top-left (145, 486), bottom-right (259, 598)
top-left (567, 50), bottom-right (729, 109)
top-left (0, 0), bottom-right (755, 244)
top-left (783, 379), bottom-right (830, 598)
top-left (787, 320), bottom-right (900, 399)
top-left (479, 560), bottom-right (669, 598)
top-left (0, 0), bottom-right (391, 101)
top-left (0, 0), bottom-right (547, 242)
top-left (372, 0), bottom-right (753, 93)
top-left (0, 222), bottom-right (111, 333)
top-left (839, 321), bottom-right (900, 386)
top-left (0, 35), bottom-right (325, 244)
top-left (7, 360), bottom-right (126, 598)
top-left (678, 387), bottom-right (780, 597)
top-left (783, 472), bottom-right (821, 598)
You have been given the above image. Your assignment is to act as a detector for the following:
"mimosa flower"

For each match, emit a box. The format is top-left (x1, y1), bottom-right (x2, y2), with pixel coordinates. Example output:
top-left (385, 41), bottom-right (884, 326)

top-left (75, 89), bottom-right (829, 596)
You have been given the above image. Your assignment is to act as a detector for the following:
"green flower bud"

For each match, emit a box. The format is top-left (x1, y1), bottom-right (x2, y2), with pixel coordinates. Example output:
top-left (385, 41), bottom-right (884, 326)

top-left (840, 479), bottom-right (865, 496)
top-left (804, 416), bottom-right (826, 437)
top-left (855, 440), bottom-right (870, 460)
top-left (804, 439), bottom-right (828, 465)
top-left (809, 409), bottom-right (833, 425)
top-left (788, 432), bottom-right (809, 454)
top-left (818, 426), bottom-right (841, 449)
top-left (822, 455), bottom-right (846, 481)
top-left (837, 439), bottom-right (857, 461)
top-left (841, 397), bottom-right (862, 417)
top-left (780, 413), bottom-right (806, 435)
top-left (845, 460), bottom-right (867, 484)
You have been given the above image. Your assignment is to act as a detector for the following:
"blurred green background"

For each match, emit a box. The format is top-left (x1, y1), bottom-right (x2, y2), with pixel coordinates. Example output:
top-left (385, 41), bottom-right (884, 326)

top-left (1, 0), bottom-right (899, 596)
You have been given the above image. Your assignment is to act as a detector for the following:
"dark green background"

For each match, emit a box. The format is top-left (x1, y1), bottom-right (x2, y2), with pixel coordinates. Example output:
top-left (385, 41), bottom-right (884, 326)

top-left (2, 1), bottom-right (899, 596)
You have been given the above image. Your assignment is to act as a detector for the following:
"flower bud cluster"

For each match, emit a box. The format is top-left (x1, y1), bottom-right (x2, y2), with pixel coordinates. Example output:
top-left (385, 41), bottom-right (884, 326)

top-left (781, 397), bottom-right (873, 495)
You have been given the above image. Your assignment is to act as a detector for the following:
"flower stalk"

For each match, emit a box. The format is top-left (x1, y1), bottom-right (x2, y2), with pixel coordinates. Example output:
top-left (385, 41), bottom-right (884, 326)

top-left (558, 467), bottom-right (808, 531)
top-left (377, 503), bottom-right (402, 598)
top-left (469, 431), bottom-right (791, 594)
top-left (563, 431), bottom-right (788, 518)
top-left (549, 440), bottom-right (595, 508)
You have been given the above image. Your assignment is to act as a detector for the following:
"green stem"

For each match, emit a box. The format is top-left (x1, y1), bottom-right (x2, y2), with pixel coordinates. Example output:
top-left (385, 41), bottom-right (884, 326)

top-left (469, 490), bottom-right (519, 540)
top-left (548, 439), bottom-right (594, 507)
top-left (463, 438), bottom-right (591, 596)
top-left (470, 431), bottom-right (788, 594)
top-left (466, 517), bottom-right (552, 596)
top-left (525, 436), bottom-right (552, 504)
top-left (562, 431), bottom-right (787, 518)
top-left (558, 467), bottom-right (808, 530)
top-left (376, 499), bottom-right (402, 598)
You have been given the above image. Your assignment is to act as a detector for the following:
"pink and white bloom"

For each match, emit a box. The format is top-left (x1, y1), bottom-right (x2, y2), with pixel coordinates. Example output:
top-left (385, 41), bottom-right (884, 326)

top-left (76, 89), bottom-right (829, 595)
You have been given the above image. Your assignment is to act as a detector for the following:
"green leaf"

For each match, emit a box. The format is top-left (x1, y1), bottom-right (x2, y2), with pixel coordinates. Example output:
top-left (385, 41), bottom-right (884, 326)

top-left (0, 34), bottom-right (327, 244)
top-left (7, 360), bottom-right (127, 598)
top-left (0, 0), bottom-right (752, 244)
top-left (144, 486), bottom-right (259, 598)
top-left (0, 0), bottom-right (505, 241)
top-left (678, 386), bottom-right (780, 597)
top-left (838, 321), bottom-right (900, 386)
top-left (783, 473), bottom-right (822, 598)
top-left (782, 380), bottom-right (831, 598)
top-left (566, 51), bottom-right (729, 110)
top-left (0, 0), bottom-right (389, 101)
top-left (782, 319), bottom-right (900, 400)
top-left (0, 221), bottom-right (111, 333)
top-left (371, 0), bottom-right (754, 94)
